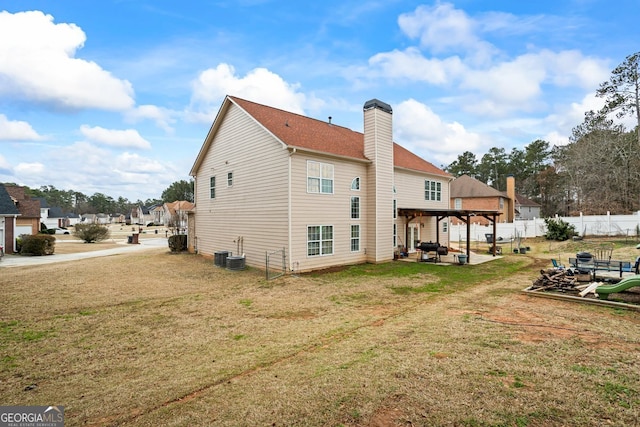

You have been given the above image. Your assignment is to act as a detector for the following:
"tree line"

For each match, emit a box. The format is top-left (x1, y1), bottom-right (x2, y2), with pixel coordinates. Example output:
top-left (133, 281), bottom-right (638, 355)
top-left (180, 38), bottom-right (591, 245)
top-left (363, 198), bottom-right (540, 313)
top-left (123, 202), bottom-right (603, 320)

top-left (3, 180), bottom-right (194, 216)
top-left (445, 51), bottom-right (640, 218)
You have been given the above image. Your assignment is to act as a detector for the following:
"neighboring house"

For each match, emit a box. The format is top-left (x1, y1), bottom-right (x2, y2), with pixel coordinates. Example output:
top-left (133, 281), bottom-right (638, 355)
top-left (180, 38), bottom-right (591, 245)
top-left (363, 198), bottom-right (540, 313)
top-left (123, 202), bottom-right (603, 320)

top-left (514, 194), bottom-right (541, 220)
top-left (450, 174), bottom-right (540, 224)
top-left (48, 207), bottom-right (71, 228)
top-left (131, 205), bottom-right (153, 226)
top-left (96, 213), bottom-right (110, 224)
top-left (4, 184), bottom-right (41, 236)
top-left (82, 213), bottom-right (97, 224)
top-left (35, 198), bottom-right (73, 229)
top-left (163, 201), bottom-right (194, 230)
top-left (66, 212), bottom-right (81, 226)
top-left (151, 205), bottom-right (164, 225)
top-left (189, 96), bottom-right (453, 273)
top-left (0, 184), bottom-right (20, 253)
top-left (111, 214), bottom-right (126, 224)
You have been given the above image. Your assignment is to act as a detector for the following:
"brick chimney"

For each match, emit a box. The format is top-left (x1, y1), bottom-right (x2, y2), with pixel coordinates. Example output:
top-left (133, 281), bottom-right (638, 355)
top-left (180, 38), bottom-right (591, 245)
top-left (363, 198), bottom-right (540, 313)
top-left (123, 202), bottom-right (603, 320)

top-left (363, 99), bottom-right (394, 263)
top-left (506, 174), bottom-right (516, 222)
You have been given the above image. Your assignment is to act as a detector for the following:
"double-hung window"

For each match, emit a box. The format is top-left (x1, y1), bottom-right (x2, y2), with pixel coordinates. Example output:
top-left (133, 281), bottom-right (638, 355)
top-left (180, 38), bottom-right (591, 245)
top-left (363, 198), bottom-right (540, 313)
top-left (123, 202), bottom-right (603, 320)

top-left (227, 172), bottom-right (233, 187)
top-left (351, 196), bottom-right (360, 219)
top-left (425, 180), bottom-right (442, 201)
top-left (307, 161), bottom-right (334, 194)
top-left (307, 225), bottom-right (333, 256)
top-left (350, 225), bottom-right (360, 252)
top-left (210, 176), bottom-right (216, 199)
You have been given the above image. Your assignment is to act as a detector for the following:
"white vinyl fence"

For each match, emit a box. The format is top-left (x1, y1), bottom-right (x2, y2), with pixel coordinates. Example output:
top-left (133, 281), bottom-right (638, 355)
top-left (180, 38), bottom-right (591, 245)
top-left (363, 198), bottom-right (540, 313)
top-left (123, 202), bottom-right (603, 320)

top-left (449, 211), bottom-right (640, 244)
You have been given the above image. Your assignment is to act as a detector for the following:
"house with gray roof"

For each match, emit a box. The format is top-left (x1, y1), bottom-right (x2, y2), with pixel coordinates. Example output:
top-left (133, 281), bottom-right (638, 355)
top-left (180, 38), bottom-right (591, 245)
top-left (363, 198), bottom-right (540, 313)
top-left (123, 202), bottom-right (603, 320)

top-left (0, 184), bottom-right (21, 253)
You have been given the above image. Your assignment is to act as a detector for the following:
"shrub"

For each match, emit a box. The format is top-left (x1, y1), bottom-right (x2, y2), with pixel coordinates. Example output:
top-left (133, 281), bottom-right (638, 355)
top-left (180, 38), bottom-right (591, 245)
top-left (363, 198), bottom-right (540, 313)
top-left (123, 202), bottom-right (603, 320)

top-left (74, 223), bottom-right (110, 243)
top-left (168, 234), bottom-right (187, 252)
top-left (20, 234), bottom-right (56, 256)
top-left (544, 218), bottom-right (577, 241)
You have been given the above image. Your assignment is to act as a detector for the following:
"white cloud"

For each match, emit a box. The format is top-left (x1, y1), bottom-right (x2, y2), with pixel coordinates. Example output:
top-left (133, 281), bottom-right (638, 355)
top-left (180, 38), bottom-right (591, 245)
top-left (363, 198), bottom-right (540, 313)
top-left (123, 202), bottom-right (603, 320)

top-left (0, 10), bottom-right (135, 111)
top-left (24, 141), bottom-right (179, 200)
top-left (461, 54), bottom-right (547, 114)
top-left (0, 154), bottom-right (12, 174)
top-left (540, 50), bottom-right (609, 89)
top-left (189, 63), bottom-right (307, 121)
top-left (365, 2), bottom-right (612, 122)
top-left (0, 114), bottom-right (43, 141)
top-left (398, 3), bottom-right (497, 63)
top-left (543, 130), bottom-right (570, 147)
top-left (368, 48), bottom-right (465, 84)
top-left (115, 152), bottom-right (165, 174)
top-left (394, 99), bottom-right (482, 165)
top-left (126, 105), bottom-right (176, 133)
top-left (15, 162), bottom-right (45, 175)
top-left (80, 125), bottom-right (151, 149)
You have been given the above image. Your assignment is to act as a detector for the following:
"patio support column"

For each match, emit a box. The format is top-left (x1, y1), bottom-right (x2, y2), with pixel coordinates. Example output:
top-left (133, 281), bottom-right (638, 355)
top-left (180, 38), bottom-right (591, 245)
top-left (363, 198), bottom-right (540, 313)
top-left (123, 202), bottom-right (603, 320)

top-left (466, 213), bottom-right (471, 262)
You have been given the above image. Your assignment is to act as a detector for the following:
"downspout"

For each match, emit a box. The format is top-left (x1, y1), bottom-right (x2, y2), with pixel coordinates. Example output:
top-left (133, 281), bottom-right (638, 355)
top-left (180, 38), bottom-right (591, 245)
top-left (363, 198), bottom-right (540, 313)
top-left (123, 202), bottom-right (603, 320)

top-left (193, 176), bottom-right (197, 253)
top-left (288, 147), bottom-right (296, 271)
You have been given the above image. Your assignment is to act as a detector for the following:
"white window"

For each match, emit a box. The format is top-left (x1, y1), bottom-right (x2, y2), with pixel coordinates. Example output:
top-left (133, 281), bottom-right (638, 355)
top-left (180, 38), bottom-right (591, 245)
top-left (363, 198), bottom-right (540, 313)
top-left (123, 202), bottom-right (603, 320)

top-left (351, 196), bottom-right (360, 219)
top-left (210, 176), bottom-right (216, 199)
top-left (393, 223), bottom-right (397, 248)
top-left (454, 198), bottom-right (462, 209)
top-left (307, 161), bottom-right (334, 194)
top-left (351, 177), bottom-right (360, 191)
top-left (442, 221), bottom-right (448, 233)
top-left (350, 225), bottom-right (360, 252)
top-left (425, 180), bottom-right (442, 201)
top-left (307, 225), bottom-right (333, 256)
top-left (393, 199), bottom-right (397, 219)
top-left (227, 172), bottom-right (233, 187)
top-left (499, 197), bottom-right (505, 209)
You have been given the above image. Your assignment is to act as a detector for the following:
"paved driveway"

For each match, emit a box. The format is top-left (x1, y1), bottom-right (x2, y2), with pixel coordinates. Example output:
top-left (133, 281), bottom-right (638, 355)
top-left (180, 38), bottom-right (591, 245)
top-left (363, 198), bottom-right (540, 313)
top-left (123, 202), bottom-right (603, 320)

top-left (0, 238), bottom-right (168, 268)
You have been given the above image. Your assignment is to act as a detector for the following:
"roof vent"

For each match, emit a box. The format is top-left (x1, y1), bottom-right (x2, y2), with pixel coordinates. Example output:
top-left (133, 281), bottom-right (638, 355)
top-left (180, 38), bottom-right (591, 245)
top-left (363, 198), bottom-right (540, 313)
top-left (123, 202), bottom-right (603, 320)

top-left (363, 99), bottom-right (392, 114)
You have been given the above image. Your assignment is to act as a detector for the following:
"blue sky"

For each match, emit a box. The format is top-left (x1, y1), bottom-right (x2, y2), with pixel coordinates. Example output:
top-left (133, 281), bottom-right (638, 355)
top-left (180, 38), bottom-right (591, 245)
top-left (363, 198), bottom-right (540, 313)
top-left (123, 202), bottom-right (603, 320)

top-left (1, 0), bottom-right (638, 202)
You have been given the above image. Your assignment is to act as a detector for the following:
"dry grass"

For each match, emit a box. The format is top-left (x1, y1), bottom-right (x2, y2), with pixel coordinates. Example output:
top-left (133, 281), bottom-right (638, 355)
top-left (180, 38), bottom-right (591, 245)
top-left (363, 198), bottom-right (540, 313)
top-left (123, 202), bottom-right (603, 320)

top-left (1, 238), bottom-right (639, 426)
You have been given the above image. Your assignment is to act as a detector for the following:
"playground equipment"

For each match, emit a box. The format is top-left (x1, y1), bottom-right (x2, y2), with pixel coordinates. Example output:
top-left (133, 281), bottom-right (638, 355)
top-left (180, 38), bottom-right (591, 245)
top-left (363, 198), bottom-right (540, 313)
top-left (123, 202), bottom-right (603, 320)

top-left (596, 275), bottom-right (640, 300)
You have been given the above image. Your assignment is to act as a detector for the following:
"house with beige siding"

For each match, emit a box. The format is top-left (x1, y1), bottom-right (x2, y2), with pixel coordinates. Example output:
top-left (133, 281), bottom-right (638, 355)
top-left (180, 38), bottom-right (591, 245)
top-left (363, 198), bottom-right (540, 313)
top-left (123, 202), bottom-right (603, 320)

top-left (190, 96), bottom-right (453, 272)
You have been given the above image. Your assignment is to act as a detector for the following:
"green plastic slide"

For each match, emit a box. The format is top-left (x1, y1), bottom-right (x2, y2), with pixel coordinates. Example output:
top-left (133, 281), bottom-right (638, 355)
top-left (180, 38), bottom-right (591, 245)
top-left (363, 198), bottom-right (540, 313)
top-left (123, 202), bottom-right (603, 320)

top-left (596, 275), bottom-right (640, 300)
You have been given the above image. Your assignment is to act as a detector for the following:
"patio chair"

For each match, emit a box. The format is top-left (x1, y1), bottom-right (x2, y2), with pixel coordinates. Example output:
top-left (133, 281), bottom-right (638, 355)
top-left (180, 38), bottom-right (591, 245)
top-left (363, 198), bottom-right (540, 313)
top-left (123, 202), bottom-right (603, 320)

top-left (551, 259), bottom-right (565, 270)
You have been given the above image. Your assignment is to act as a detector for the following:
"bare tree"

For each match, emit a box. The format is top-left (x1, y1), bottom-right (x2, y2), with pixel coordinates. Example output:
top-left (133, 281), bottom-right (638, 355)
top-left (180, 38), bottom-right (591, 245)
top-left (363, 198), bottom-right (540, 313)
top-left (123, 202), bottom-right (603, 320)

top-left (597, 51), bottom-right (640, 146)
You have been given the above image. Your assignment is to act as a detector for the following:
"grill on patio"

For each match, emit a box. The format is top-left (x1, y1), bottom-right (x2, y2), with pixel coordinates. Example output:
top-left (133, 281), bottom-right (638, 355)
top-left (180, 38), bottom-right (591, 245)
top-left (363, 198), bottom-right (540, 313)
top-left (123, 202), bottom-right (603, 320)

top-left (416, 241), bottom-right (448, 262)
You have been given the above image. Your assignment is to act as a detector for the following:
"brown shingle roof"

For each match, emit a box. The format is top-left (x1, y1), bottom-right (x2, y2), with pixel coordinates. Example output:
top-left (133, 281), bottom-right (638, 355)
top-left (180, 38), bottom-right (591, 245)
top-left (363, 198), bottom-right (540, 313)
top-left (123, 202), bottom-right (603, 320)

top-left (450, 175), bottom-right (504, 198)
top-left (167, 200), bottom-right (195, 215)
top-left (229, 96), bottom-right (449, 177)
top-left (514, 194), bottom-right (541, 207)
top-left (4, 185), bottom-right (41, 218)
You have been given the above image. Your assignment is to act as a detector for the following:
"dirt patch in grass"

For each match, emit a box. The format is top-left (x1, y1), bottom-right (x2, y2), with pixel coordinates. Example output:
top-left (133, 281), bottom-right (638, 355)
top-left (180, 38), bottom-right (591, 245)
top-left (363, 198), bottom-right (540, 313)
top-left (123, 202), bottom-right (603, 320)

top-left (1, 238), bottom-right (639, 426)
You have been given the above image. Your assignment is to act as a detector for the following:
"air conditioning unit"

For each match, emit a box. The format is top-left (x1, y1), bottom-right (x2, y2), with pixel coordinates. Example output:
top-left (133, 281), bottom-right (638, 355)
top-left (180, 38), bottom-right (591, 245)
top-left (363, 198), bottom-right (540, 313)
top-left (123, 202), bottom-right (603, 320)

top-left (214, 251), bottom-right (231, 267)
top-left (226, 255), bottom-right (246, 271)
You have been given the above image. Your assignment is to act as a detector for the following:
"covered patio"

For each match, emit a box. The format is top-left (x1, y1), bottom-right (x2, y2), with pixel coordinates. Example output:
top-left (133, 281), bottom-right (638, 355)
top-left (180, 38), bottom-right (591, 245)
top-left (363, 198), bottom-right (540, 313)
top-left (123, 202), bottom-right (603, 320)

top-left (397, 208), bottom-right (502, 264)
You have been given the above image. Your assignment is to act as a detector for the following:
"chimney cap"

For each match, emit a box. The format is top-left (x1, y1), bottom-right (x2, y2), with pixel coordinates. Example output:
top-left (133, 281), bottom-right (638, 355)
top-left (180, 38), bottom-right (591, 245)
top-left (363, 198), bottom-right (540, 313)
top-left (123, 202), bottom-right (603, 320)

top-left (363, 99), bottom-right (392, 114)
